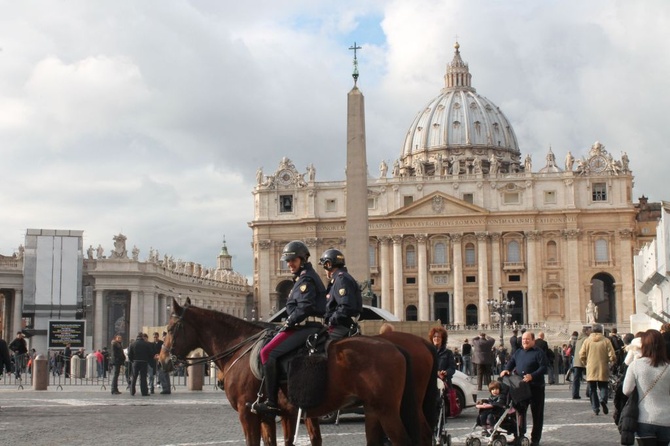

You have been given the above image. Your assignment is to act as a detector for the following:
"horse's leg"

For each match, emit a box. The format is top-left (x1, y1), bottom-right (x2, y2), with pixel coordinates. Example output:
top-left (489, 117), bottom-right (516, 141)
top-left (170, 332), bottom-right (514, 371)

top-left (304, 417), bottom-right (322, 446)
top-left (236, 409), bottom-right (263, 446)
top-left (365, 408), bottom-right (412, 446)
top-left (280, 414), bottom-right (296, 446)
top-left (260, 418), bottom-right (278, 446)
top-left (363, 415), bottom-right (387, 446)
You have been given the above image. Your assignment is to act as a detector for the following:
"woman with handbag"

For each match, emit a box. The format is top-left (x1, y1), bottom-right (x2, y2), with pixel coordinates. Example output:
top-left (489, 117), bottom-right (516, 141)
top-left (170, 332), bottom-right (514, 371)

top-left (622, 329), bottom-right (670, 446)
top-left (430, 326), bottom-right (460, 416)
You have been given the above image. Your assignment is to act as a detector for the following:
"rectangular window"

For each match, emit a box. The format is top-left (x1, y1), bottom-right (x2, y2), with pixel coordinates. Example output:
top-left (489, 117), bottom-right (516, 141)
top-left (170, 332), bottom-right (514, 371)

top-left (368, 197), bottom-right (376, 209)
top-left (403, 195), bottom-right (414, 206)
top-left (463, 193), bottom-right (474, 204)
top-left (465, 275), bottom-right (476, 283)
top-left (406, 277), bottom-right (416, 284)
top-left (592, 183), bottom-right (607, 201)
top-left (508, 275), bottom-right (521, 282)
top-left (326, 199), bottom-right (337, 212)
top-left (544, 190), bottom-right (557, 204)
top-left (503, 192), bottom-right (520, 204)
top-left (279, 195), bottom-right (293, 213)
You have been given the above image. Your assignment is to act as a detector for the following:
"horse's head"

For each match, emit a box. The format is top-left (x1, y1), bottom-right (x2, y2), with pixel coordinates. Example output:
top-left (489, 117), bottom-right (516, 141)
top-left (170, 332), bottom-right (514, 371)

top-left (159, 297), bottom-right (197, 372)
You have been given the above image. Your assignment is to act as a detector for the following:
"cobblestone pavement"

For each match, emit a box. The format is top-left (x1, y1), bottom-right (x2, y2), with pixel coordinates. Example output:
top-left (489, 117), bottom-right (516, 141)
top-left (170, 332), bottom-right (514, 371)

top-left (0, 384), bottom-right (620, 445)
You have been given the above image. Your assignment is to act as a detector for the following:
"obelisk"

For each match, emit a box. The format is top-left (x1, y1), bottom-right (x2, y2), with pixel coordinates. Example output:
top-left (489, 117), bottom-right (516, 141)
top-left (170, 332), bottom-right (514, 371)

top-left (345, 42), bottom-right (370, 290)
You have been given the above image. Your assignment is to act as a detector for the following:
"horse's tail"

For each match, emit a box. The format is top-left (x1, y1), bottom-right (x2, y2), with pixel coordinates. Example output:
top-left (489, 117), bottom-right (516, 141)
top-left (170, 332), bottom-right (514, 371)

top-left (423, 340), bottom-right (439, 431)
top-left (397, 346), bottom-right (420, 444)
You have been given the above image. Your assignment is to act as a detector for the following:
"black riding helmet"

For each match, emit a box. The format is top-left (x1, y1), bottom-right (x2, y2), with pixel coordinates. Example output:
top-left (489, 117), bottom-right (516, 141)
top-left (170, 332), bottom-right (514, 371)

top-left (281, 240), bottom-right (310, 262)
top-left (319, 248), bottom-right (345, 271)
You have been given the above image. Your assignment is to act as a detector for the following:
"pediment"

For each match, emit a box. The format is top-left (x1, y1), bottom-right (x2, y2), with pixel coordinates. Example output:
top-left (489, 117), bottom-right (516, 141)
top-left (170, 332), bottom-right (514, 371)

top-left (390, 192), bottom-right (488, 217)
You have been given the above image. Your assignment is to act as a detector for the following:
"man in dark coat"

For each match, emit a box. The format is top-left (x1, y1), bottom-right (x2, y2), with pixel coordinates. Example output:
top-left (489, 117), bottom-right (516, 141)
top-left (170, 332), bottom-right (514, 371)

top-left (110, 334), bottom-right (126, 395)
top-left (0, 338), bottom-right (12, 376)
top-left (8, 331), bottom-right (27, 378)
top-left (501, 331), bottom-right (548, 446)
top-left (128, 332), bottom-right (154, 396)
top-left (472, 332), bottom-right (495, 390)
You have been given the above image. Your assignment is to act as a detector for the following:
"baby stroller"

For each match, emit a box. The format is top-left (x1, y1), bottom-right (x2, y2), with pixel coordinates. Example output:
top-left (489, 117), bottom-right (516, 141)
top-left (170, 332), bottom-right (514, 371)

top-left (465, 375), bottom-right (532, 446)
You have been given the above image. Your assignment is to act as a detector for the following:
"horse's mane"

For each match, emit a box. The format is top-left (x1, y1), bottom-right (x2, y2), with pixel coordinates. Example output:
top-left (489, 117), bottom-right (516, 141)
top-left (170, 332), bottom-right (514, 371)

top-left (183, 303), bottom-right (271, 336)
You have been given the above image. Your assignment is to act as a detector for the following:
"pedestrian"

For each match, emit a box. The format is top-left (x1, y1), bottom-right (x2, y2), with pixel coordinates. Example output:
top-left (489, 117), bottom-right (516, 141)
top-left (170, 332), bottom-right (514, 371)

top-left (661, 323), bottom-right (670, 361)
top-left (128, 332), bottom-right (154, 396)
top-left (101, 347), bottom-right (110, 378)
top-left (319, 248), bottom-right (362, 341)
top-left (8, 331), bottom-right (28, 378)
top-left (472, 332), bottom-right (495, 390)
top-left (461, 338), bottom-right (473, 376)
top-left (430, 326), bottom-right (456, 387)
top-left (501, 330), bottom-right (548, 446)
top-left (63, 343), bottom-right (72, 378)
top-left (579, 323), bottom-right (616, 415)
top-left (535, 332), bottom-right (555, 384)
top-left (510, 329), bottom-right (520, 356)
top-left (571, 326), bottom-right (591, 399)
top-left (253, 240), bottom-right (326, 416)
top-left (622, 329), bottom-right (670, 445)
top-left (110, 334), bottom-right (125, 395)
top-left (0, 337), bottom-right (12, 377)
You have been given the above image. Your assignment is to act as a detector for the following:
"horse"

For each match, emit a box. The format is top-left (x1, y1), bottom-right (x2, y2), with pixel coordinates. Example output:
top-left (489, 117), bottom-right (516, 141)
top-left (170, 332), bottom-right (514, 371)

top-left (374, 331), bottom-right (439, 445)
top-left (159, 298), bottom-right (420, 446)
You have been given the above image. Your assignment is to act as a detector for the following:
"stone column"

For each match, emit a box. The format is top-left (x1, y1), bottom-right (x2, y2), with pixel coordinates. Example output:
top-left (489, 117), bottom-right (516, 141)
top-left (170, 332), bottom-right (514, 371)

top-left (416, 234), bottom-right (429, 321)
top-left (564, 229), bottom-right (581, 324)
top-left (452, 233), bottom-right (464, 325)
top-left (94, 290), bottom-right (104, 350)
top-left (380, 236), bottom-right (392, 312)
top-left (12, 289), bottom-right (23, 336)
top-left (392, 235), bottom-right (404, 319)
top-left (618, 229), bottom-right (635, 327)
top-left (525, 231), bottom-right (541, 322)
top-left (477, 232), bottom-right (490, 324)
top-left (258, 240), bottom-right (272, 320)
top-left (129, 290), bottom-right (140, 337)
top-left (490, 233), bottom-right (502, 298)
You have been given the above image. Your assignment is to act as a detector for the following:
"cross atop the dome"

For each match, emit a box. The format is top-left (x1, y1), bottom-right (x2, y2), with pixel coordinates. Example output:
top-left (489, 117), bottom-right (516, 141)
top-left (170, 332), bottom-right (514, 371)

top-left (349, 42), bottom-right (362, 85)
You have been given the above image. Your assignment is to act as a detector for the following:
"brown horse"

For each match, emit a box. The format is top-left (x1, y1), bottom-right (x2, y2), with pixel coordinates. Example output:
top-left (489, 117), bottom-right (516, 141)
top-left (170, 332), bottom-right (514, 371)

top-left (374, 331), bottom-right (439, 445)
top-left (159, 298), bottom-right (419, 446)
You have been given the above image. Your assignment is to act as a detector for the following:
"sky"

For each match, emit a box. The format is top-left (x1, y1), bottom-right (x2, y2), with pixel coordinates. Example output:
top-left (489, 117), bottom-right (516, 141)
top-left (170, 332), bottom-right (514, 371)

top-left (1, 0), bottom-right (669, 281)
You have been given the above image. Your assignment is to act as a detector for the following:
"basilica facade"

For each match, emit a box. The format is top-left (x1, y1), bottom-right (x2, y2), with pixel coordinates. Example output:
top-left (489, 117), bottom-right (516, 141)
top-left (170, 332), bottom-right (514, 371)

top-left (250, 43), bottom-right (646, 332)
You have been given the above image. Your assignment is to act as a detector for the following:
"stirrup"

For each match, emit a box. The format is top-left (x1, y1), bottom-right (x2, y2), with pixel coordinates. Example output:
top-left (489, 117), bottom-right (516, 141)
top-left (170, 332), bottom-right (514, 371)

top-left (252, 400), bottom-right (281, 416)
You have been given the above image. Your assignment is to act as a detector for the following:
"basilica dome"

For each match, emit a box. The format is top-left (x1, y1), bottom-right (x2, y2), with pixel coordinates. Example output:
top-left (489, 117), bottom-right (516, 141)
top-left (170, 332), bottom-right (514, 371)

top-left (398, 43), bottom-right (521, 176)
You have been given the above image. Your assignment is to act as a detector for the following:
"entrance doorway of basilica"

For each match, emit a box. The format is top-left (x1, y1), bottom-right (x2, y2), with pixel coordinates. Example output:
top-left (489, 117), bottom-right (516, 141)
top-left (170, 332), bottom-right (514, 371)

top-left (434, 292), bottom-right (450, 324)
top-left (465, 304), bottom-right (478, 326)
top-left (591, 273), bottom-right (616, 323)
top-left (506, 290), bottom-right (525, 325)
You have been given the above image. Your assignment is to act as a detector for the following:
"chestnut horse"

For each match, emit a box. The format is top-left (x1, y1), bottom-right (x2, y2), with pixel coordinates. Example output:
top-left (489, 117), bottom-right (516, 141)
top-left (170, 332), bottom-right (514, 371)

top-left (159, 298), bottom-right (419, 446)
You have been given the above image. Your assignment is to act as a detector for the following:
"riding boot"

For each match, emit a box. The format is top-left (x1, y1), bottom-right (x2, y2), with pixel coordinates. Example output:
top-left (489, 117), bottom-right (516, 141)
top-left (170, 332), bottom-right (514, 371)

top-left (636, 437), bottom-right (657, 446)
top-left (255, 360), bottom-right (281, 416)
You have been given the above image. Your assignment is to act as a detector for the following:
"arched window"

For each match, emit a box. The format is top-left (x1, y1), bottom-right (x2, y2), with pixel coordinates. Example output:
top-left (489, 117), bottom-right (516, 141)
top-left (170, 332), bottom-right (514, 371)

top-left (464, 243), bottom-right (476, 266)
top-left (433, 242), bottom-right (446, 265)
top-left (507, 240), bottom-right (520, 263)
top-left (595, 239), bottom-right (609, 263)
top-left (405, 305), bottom-right (418, 321)
top-left (406, 245), bottom-right (416, 268)
top-left (546, 240), bottom-right (558, 264)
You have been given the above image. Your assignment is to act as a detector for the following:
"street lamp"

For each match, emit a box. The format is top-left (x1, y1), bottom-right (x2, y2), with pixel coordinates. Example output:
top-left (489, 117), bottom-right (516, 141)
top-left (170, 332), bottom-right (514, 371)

top-left (487, 287), bottom-right (515, 347)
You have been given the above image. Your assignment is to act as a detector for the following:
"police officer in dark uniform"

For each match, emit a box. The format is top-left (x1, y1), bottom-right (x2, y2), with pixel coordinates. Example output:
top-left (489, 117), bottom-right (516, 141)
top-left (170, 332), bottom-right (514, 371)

top-left (128, 332), bottom-right (154, 397)
top-left (254, 240), bottom-right (326, 416)
top-left (319, 248), bottom-right (362, 341)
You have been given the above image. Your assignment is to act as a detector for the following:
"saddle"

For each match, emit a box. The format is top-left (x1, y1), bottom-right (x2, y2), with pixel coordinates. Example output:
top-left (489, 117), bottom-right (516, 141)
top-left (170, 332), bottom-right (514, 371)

top-left (250, 324), bottom-right (329, 409)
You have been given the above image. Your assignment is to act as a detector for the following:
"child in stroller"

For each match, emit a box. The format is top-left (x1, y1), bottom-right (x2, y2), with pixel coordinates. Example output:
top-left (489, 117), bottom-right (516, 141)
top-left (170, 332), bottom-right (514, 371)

top-left (476, 381), bottom-right (507, 434)
top-left (465, 375), bottom-right (532, 446)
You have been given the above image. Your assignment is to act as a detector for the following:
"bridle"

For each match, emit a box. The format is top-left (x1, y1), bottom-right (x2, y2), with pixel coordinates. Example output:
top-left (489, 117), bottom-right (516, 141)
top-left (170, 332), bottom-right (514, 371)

top-left (162, 304), bottom-right (272, 375)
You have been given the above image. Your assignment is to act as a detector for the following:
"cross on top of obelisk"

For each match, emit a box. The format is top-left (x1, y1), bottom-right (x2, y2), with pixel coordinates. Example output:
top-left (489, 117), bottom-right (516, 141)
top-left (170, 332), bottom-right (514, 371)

top-left (349, 42), bottom-right (362, 85)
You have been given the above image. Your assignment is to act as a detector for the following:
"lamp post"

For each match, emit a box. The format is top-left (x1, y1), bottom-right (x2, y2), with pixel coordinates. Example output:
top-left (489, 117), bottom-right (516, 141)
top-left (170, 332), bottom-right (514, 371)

top-left (487, 287), bottom-right (515, 347)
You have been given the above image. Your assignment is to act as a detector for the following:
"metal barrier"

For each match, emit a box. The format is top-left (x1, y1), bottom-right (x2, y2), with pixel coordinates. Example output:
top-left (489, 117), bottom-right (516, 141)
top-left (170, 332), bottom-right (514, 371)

top-left (0, 362), bottom-right (219, 391)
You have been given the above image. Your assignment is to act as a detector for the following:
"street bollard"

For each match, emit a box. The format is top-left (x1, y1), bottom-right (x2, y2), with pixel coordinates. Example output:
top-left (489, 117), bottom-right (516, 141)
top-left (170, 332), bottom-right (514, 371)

top-left (187, 352), bottom-right (204, 391)
top-left (86, 353), bottom-right (97, 379)
top-left (33, 354), bottom-right (49, 390)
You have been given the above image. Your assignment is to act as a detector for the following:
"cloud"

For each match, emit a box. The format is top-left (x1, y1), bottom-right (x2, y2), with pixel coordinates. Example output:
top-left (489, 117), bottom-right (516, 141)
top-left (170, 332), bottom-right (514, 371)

top-left (0, 0), bottom-right (669, 280)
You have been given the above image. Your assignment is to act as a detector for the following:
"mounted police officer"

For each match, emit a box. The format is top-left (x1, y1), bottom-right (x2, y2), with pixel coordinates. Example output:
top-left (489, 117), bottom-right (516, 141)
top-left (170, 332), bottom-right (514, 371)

top-left (254, 240), bottom-right (326, 416)
top-left (319, 249), bottom-right (363, 341)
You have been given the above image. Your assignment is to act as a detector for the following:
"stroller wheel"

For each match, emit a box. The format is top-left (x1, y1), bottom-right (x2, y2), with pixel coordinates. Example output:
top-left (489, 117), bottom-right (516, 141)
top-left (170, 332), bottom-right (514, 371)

top-left (446, 434), bottom-right (451, 446)
top-left (470, 438), bottom-right (482, 446)
top-left (520, 438), bottom-right (531, 446)
top-left (492, 436), bottom-right (507, 446)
